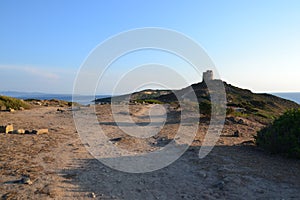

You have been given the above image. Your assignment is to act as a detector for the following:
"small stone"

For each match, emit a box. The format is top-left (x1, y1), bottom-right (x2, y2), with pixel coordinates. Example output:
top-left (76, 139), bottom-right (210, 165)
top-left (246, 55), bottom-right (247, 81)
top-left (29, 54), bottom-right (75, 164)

top-left (21, 177), bottom-right (32, 185)
top-left (19, 107), bottom-right (25, 111)
top-left (9, 108), bottom-right (15, 112)
top-left (109, 137), bottom-right (122, 143)
top-left (5, 124), bottom-right (13, 134)
top-left (213, 181), bottom-right (225, 190)
top-left (12, 129), bottom-right (25, 134)
top-left (233, 130), bottom-right (240, 137)
top-left (57, 108), bottom-right (64, 113)
top-left (32, 129), bottom-right (49, 135)
top-left (237, 119), bottom-right (245, 125)
top-left (89, 192), bottom-right (96, 198)
top-left (228, 117), bottom-right (235, 122)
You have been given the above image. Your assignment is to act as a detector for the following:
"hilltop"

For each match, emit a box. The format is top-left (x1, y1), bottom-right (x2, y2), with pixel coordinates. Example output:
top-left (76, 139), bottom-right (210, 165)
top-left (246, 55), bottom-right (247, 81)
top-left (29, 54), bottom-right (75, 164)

top-left (156, 81), bottom-right (299, 122)
top-left (94, 89), bottom-right (171, 104)
top-left (95, 80), bottom-right (300, 124)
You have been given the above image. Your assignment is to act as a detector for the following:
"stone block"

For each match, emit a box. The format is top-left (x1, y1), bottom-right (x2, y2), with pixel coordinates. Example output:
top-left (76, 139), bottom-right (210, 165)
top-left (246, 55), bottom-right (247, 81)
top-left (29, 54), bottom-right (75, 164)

top-left (32, 129), bottom-right (49, 135)
top-left (5, 124), bottom-right (13, 133)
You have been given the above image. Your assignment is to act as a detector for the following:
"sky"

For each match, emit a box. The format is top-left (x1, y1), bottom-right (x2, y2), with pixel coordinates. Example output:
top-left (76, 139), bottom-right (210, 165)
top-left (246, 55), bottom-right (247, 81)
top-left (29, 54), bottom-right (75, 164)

top-left (0, 0), bottom-right (300, 94)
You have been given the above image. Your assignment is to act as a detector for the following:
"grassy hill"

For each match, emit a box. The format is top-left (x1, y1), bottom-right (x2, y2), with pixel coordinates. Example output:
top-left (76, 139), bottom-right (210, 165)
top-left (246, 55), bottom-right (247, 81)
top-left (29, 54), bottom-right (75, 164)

top-left (95, 81), bottom-right (299, 124)
top-left (0, 95), bottom-right (31, 110)
top-left (94, 89), bottom-right (171, 104)
top-left (224, 82), bottom-right (299, 121)
top-left (156, 81), bottom-right (299, 123)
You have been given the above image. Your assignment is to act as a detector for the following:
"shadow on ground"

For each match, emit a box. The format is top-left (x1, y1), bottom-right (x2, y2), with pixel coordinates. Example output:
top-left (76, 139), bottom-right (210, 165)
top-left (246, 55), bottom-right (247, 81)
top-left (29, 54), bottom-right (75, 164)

top-left (60, 145), bottom-right (300, 200)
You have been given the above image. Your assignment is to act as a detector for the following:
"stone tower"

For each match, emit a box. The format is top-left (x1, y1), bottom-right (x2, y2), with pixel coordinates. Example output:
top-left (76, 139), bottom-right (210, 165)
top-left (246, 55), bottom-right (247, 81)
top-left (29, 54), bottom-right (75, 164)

top-left (203, 70), bottom-right (213, 82)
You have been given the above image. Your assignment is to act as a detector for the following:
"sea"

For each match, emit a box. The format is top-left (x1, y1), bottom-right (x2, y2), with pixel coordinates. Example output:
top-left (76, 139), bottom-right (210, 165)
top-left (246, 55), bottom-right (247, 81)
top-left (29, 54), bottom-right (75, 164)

top-left (0, 92), bottom-right (109, 105)
top-left (2, 92), bottom-right (300, 105)
top-left (272, 93), bottom-right (300, 104)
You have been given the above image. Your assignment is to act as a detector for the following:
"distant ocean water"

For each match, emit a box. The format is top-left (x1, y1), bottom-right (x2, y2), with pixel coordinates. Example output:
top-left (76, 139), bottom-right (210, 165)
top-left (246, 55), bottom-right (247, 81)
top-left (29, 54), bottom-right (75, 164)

top-left (272, 93), bottom-right (300, 104)
top-left (3, 91), bottom-right (300, 105)
top-left (4, 93), bottom-right (109, 105)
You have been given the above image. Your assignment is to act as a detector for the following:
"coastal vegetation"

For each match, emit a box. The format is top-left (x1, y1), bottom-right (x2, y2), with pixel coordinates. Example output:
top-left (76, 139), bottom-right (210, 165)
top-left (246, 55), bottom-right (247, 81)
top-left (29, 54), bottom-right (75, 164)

top-left (95, 81), bottom-right (300, 124)
top-left (0, 95), bottom-right (31, 110)
top-left (256, 109), bottom-right (300, 158)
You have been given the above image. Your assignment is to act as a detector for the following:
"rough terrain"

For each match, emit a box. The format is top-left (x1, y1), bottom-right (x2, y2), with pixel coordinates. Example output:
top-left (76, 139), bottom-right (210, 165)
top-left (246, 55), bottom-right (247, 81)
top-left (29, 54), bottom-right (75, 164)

top-left (0, 105), bottom-right (300, 199)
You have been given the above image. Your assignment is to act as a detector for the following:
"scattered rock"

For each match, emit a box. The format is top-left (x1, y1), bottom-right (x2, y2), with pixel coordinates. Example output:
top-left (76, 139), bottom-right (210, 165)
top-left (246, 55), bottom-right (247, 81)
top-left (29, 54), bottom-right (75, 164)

top-left (213, 181), bottom-right (225, 190)
top-left (34, 101), bottom-right (42, 106)
top-left (155, 137), bottom-right (173, 147)
top-left (237, 119), bottom-right (245, 125)
top-left (89, 192), bottom-right (96, 198)
top-left (19, 107), bottom-right (25, 111)
top-left (227, 117), bottom-right (246, 125)
top-left (21, 176), bottom-right (32, 185)
top-left (0, 126), bottom-right (5, 133)
top-left (32, 129), bottom-right (49, 135)
top-left (6, 124), bottom-right (14, 134)
top-left (12, 129), bottom-right (25, 134)
top-left (109, 137), bottom-right (122, 143)
top-left (5, 176), bottom-right (33, 185)
top-left (227, 117), bottom-right (235, 123)
top-left (9, 108), bottom-right (15, 112)
top-left (0, 124), bottom-right (14, 134)
top-left (57, 108), bottom-right (65, 113)
top-left (233, 130), bottom-right (240, 137)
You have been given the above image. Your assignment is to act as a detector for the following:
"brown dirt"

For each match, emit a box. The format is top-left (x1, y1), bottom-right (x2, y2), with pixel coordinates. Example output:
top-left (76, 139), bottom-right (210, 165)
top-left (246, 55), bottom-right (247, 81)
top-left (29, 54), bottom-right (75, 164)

top-left (0, 105), bottom-right (300, 199)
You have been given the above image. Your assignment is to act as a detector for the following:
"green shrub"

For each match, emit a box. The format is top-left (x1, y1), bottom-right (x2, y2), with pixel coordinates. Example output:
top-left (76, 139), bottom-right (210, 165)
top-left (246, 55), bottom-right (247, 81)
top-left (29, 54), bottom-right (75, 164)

top-left (136, 99), bottom-right (163, 104)
top-left (226, 107), bottom-right (235, 115)
top-left (199, 101), bottom-right (211, 116)
top-left (256, 109), bottom-right (300, 158)
top-left (0, 96), bottom-right (31, 110)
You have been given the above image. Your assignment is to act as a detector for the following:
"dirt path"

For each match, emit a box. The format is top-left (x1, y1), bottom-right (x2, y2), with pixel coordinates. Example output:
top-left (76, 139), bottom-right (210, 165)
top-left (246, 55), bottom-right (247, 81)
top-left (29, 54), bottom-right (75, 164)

top-left (0, 105), bottom-right (300, 199)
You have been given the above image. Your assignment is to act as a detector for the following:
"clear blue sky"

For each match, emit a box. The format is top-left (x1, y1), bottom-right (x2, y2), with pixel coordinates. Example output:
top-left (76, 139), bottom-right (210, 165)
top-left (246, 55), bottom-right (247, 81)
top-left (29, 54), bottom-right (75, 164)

top-left (1, 0), bottom-right (299, 93)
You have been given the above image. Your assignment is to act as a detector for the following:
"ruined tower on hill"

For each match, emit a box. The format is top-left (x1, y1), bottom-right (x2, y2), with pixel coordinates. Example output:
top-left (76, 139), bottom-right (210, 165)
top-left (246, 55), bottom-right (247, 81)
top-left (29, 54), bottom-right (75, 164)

top-left (202, 70), bottom-right (213, 82)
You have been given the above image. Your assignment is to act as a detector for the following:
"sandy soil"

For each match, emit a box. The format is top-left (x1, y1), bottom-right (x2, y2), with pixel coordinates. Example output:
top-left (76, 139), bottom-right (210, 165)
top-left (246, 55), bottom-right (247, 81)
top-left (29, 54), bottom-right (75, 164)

top-left (0, 105), bottom-right (300, 199)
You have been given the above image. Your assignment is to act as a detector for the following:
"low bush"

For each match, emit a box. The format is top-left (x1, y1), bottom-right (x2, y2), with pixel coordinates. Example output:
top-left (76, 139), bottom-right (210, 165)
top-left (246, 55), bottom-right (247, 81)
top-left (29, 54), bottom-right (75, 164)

top-left (136, 99), bottom-right (163, 104)
top-left (0, 96), bottom-right (31, 110)
top-left (256, 109), bottom-right (300, 158)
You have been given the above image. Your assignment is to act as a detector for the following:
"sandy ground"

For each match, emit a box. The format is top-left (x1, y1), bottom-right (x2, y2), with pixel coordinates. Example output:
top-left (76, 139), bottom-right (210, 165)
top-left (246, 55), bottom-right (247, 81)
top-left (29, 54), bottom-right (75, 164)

top-left (0, 105), bottom-right (300, 199)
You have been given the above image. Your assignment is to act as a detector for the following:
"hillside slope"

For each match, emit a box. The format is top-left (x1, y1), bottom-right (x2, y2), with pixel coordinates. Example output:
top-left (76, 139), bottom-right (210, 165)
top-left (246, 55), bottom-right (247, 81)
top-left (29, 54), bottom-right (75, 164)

top-left (95, 81), bottom-right (299, 123)
top-left (0, 95), bottom-right (31, 110)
